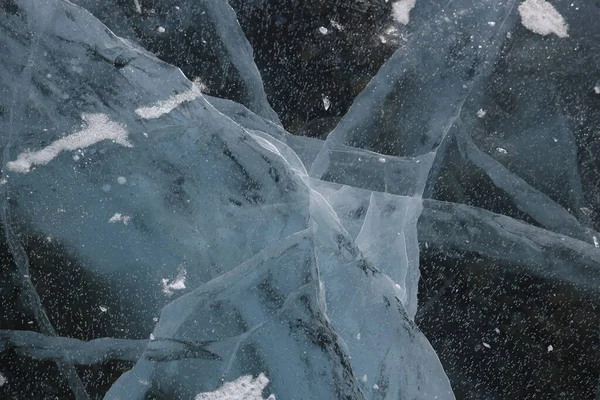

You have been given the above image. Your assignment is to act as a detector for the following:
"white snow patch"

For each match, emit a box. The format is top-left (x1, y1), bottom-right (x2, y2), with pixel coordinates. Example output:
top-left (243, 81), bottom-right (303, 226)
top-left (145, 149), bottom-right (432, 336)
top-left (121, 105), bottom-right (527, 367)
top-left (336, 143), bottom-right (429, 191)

top-left (0, 372), bottom-right (6, 387)
top-left (594, 85), bottom-right (600, 94)
top-left (162, 268), bottom-right (187, 296)
top-left (318, 26), bottom-right (328, 35)
top-left (135, 84), bottom-right (203, 119)
top-left (322, 96), bottom-right (331, 110)
top-left (7, 114), bottom-right (131, 174)
top-left (518, 0), bottom-right (569, 38)
top-left (392, 0), bottom-right (417, 25)
top-left (157, 26), bottom-right (166, 33)
top-left (477, 109), bottom-right (487, 118)
top-left (378, 157), bottom-right (386, 163)
top-left (195, 374), bottom-right (273, 400)
top-left (108, 213), bottom-right (131, 225)
top-left (547, 344), bottom-right (554, 352)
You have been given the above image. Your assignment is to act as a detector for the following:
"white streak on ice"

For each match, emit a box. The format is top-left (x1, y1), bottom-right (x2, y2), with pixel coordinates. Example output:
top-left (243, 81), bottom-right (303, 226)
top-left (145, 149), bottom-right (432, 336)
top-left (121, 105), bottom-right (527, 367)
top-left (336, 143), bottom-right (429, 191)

top-left (133, 0), bottom-right (142, 14)
top-left (135, 83), bottom-right (203, 119)
top-left (195, 374), bottom-right (273, 400)
top-left (7, 114), bottom-right (131, 174)
top-left (518, 0), bottom-right (568, 38)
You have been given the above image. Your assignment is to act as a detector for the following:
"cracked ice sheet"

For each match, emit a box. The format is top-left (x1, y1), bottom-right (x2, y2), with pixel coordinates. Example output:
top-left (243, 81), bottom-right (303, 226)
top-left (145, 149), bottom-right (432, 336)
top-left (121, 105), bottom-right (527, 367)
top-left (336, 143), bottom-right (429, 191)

top-left (310, 0), bottom-right (518, 165)
top-left (1, 0), bottom-right (310, 343)
top-left (72, 0), bottom-right (280, 124)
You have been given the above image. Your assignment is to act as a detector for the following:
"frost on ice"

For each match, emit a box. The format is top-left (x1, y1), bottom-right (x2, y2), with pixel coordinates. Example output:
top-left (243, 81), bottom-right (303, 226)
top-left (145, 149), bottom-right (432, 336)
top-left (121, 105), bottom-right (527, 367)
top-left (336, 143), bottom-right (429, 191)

top-left (161, 268), bottom-right (187, 296)
top-left (518, 0), bottom-right (569, 38)
top-left (108, 213), bottom-right (130, 225)
top-left (392, 0), bottom-right (417, 25)
top-left (7, 114), bottom-right (131, 173)
top-left (195, 374), bottom-right (273, 400)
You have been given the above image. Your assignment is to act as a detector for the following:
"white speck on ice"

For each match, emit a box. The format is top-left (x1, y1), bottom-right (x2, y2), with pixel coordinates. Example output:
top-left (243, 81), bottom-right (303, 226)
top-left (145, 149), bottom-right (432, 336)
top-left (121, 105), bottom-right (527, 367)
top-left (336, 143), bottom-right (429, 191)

top-left (7, 114), bottom-right (131, 174)
top-left (0, 178), bottom-right (7, 185)
top-left (373, 384), bottom-right (379, 390)
top-left (153, 317), bottom-right (159, 322)
top-left (117, 176), bottom-right (127, 185)
top-left (162, 268), bottom-right (187, 296)
top-left (102, 184), bottom-right (111, 192)
top-left (318, 26), bottom-right (328, 35)
top-left (108, 213), bottom-right (131, 225)
top-left (72, 154), bottom-right (80, 161)
top-left (496, 147), bottom-right (508, 154)
top-left (330, 19), bottom-right (344, 31)
top-left (99, 305), bottom-right (108, 312)
top-left (593, 236), bottom-right (599, 248)
top-left (361, 375), bottom-right (368, 383)
top-left (143, 132), bottom-right (148, 137)
top-left (483, 342), bottom-right (491, 349)
top-left (322, 96), bottom-right (331, 110)
top-left (150, 333), bottom-right (155, 340)
top-left (378, 157), bottom-right (386, 163)
top-left (356, 332), bottom-right (361, 340)
top-left (195, 374), bottom-right (273, 400)
top-left (157, 26), bottom-right (166, 33)
top-left (135, 84), bottom-right (202, 119)
top-left (594, 85), bottom-right (600, 94)
top-left (518, 0), bottom-right (569, 38)
top-left (488, 21), bottom-right (497, 26)
top-left (547, 344), bottom-right (554, 352)
top-left (392, 0), bottom-right (416, 25)
top-left (553, 137), bottom-right (558, 142)
top-left (0, 372), bottom-right (7, 387)
top-left (477, 109), bottom-right (487, 118)
top-left (494, 328), bottom-right (501, 334)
